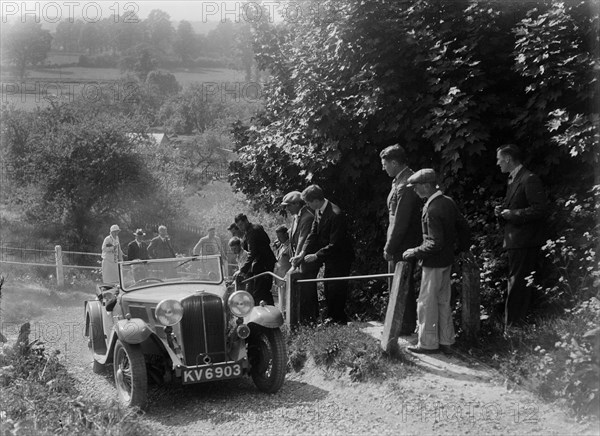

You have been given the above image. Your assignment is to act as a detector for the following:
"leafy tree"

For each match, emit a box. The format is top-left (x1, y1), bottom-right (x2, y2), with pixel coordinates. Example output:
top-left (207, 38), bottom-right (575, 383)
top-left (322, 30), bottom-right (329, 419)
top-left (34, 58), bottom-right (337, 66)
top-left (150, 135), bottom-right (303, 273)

top-left (1, 21), bottom-right (52, 79)
top-left (146, 70), bottom-right (181, 98)
top-left (158, 84), bottom-right (227, 134)
top-left (119, 45), bottom-right (158, 81)
top-left (174, 20), bottom-right (197, 64)
top-left (145, 9), bottom-right (174, 54)
top-left (1, 103), bottom-right (184, 248)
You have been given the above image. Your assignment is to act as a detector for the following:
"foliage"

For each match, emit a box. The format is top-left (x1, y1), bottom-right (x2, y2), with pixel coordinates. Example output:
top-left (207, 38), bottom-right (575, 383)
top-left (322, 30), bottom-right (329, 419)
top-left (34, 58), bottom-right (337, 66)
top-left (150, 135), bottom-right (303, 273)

top-left (159, 83), bottom-right (227, 134)
top-left (230, 0), bottom-right (598, 323)
top-left (0, 325), bottom-right (150, 435)
top-left (119, 45), bottom-right (158, 81)
top-left (1, 21), bottom-right (52, 79)
top-left (287, 323), bottom-right (412, 382)
top-left (0, 102), bottom-right (184, 249)
top-left (146, 70), bottom-right (182, 98)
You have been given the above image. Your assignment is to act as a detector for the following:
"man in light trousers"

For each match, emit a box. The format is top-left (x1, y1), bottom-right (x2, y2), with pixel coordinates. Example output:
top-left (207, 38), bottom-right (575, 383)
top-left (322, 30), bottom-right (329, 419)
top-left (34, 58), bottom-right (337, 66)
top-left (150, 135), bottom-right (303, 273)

top-left (402, 169), bottom-right (470, 354)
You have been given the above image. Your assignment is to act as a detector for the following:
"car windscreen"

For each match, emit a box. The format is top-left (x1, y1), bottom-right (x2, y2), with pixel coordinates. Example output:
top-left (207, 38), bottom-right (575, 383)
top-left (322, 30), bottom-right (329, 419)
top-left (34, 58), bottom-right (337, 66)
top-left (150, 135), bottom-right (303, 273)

top-left (119, 256), bottom-right (223, 291)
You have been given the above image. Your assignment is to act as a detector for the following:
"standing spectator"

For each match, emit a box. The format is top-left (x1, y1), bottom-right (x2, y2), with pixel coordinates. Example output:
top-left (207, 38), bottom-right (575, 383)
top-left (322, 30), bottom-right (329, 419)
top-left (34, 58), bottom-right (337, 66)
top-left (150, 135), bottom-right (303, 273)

top-left (234, 214), bottom-right (277, 306)
top-left (227, 223), bottom-right (243, 239)
top-left (193, 227), bottom-right (223, 257)
top-left (380, 144), bottom-right (422, 335)
top-left (283, 190), bottom-right (319, 322)
top-left (148, 225), bottom-right (176, 259)
top-left (495, 145), bottom-right (547, 331)
top-left (273, 225), bottom-right (292, 279)
top-left (402, 169), bottom-right (471, 354)
top-left (101, 224), bottom-right (124, 284)
top-left (229, 236), bottom-right (248, 273)
top-left (294, 185), bottom-right (355, 324)
top-left (127, 229), bottom-right (149, 260)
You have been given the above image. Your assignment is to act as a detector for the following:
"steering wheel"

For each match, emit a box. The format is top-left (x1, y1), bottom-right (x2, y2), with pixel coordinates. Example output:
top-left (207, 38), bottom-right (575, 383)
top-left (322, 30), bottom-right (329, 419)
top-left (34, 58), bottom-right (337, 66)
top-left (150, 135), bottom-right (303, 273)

top-left (207, 271), bottom-right (218, 281)
top-left (135, 277), bottom-right (164, 284)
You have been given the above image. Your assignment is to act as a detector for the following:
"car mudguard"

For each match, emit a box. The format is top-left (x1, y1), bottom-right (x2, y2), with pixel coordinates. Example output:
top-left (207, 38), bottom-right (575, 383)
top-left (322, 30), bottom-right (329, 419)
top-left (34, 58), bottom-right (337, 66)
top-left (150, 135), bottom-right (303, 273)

top-left (115, 318), bottom-right (153, 344)
top-left (85, 300), bottom-right (107, 356)
top-left (245, 305), bottom-right (284, 329)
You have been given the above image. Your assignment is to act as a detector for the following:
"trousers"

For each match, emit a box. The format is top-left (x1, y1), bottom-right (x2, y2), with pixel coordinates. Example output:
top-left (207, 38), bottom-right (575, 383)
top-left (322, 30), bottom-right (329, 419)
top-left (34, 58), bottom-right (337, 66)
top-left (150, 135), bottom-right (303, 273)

top-left (323, 261), bottom-right (352, 324)
top-left (505, 247), bottom-right (540, 326)
top-left (417, 265), bottom-right (455, 350)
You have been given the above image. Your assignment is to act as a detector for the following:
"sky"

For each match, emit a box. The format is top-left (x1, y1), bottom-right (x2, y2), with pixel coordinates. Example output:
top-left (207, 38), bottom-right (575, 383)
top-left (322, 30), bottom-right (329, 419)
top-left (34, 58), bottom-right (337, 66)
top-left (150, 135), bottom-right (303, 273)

top-left (0, 1), bottom-right (287, 24)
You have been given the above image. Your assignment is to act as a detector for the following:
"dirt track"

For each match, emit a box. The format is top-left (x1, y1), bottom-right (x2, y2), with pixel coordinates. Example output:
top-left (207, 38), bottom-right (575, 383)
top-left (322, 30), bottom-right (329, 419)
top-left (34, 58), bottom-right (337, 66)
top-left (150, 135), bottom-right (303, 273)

top-left (3, 282), bottom-right (598, 435)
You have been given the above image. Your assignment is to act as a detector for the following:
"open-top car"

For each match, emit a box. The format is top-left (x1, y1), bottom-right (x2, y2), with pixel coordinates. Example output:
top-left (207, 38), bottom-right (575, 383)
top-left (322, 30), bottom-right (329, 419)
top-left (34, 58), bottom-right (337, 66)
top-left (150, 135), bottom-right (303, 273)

top-left (84, 255), bottom-right (286, 410)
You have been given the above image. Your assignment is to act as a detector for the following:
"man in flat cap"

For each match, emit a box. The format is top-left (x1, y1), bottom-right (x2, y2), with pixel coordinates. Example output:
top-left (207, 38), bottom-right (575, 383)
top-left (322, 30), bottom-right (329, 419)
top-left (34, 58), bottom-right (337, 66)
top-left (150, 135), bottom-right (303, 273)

top-left (403, 169), bottom-right (470, 354)
top-left (380, 144), bottom-right (422, 335)
top-left (282, 190), bottom-right (319, 322)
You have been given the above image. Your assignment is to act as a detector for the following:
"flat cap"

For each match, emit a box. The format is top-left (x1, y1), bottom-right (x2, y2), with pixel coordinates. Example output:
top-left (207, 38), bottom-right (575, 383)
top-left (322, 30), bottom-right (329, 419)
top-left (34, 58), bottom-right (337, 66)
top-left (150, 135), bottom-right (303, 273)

top-left (407, 168), bottom-right (437, 186)
top-left (281, 191), bottom-right (302, 205)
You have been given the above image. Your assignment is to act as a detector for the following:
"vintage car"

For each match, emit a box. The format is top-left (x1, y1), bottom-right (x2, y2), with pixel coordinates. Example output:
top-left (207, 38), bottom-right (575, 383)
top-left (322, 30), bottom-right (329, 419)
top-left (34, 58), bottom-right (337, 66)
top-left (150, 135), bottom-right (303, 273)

top-left (84, 255), bottom-right (286, 410)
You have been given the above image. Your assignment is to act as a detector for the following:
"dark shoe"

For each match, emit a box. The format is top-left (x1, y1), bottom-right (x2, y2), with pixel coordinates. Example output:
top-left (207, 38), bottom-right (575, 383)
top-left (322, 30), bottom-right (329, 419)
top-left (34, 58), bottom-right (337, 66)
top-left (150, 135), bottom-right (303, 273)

top-left (407, 346), bottom-right (439, 354)
top-left (439, 345), bottom-right (453, 355)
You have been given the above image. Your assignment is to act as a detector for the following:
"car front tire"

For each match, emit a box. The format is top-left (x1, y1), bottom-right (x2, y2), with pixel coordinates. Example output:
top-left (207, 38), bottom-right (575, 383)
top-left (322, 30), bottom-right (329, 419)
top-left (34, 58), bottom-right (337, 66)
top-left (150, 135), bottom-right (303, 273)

top-left (113, 340), bottom-right (148, 410)
top-left (248, 326), bottom-right (286, 393)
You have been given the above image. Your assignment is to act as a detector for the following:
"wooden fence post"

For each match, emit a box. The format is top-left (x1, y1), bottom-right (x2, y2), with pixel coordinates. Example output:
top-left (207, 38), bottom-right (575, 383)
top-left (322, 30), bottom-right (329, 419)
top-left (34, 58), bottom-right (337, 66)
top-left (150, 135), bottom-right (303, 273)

top-left (55, 245), bottom-right (64, 288)
top-left (461, 260), bottom-right (480, 339)
top-left (381, 261), bottom-right (412, 354)
top-left (285, 270), bottom-right (302, 329)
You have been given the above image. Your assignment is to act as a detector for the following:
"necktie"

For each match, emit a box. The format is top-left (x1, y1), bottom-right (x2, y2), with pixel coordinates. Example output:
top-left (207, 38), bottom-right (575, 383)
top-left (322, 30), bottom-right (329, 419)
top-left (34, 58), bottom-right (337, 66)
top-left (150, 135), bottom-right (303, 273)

top-left (291, 215), bottom-right (298, 237)
top-left (315, 210), bottom-right (321, 224)
top-left (508, 174), bottom-right (514, 184)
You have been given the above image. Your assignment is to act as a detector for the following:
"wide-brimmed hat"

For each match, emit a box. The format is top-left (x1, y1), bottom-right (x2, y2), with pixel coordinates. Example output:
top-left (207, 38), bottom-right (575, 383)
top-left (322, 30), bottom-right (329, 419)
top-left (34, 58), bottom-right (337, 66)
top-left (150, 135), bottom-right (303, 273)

top-left (281, 191), bottom-right (302, 205)
top-left (110, 224), bottom-right (120, 232)
top-left (133, 229), bottom-right (145, 236)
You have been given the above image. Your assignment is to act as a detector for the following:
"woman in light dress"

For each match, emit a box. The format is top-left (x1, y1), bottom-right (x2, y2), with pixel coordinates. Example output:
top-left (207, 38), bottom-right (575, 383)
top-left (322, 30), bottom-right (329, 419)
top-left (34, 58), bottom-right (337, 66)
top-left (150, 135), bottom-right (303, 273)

top-left (101, 224), bottom-right (125, 284)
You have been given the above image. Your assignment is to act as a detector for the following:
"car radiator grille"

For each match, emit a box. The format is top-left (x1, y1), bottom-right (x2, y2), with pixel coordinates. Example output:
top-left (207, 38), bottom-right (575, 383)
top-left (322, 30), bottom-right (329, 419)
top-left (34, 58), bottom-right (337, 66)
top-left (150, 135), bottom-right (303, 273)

top-left (180, 294), bottom-right (227, 365)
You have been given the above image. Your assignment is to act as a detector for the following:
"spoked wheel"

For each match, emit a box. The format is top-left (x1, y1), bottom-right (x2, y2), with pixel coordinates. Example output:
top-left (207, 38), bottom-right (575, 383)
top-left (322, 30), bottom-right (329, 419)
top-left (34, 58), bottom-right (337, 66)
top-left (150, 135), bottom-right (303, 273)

top-left (113, 340), bottom-right (148, 410)
top-left (248, 326), bottom-right (286, 393)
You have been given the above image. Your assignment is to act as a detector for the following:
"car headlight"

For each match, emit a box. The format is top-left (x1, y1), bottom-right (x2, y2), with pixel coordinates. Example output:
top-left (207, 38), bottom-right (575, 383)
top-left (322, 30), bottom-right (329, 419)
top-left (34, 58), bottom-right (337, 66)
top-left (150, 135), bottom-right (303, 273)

top-left (155, 299), bottom-right (184, 326)
top-left (227, 291), bottom-right (254, 317)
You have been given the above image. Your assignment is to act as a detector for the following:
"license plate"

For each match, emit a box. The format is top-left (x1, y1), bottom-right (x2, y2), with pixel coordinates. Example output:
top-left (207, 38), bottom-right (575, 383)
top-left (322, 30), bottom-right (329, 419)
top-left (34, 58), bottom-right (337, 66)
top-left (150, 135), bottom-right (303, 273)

top-left (182, 362), bottom-right (242, 384)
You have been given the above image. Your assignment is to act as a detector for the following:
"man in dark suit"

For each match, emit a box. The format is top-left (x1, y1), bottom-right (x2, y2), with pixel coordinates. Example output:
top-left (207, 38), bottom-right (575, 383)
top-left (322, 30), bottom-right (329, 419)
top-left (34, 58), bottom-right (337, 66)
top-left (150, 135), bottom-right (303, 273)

top-left (283, 190), bottom-right (319, 322)
top-left (127, 229), bottom-right (149, 260)
top-left (147, 225), bottom-right (176, 259)
top-left (380, 144), bottom-right (422, 335)
top-left (234, 213), bottom-right (277, 306)
top-left (295, 185), bottom-right (355, 324)
top-left (403, 169), bottom-right (471, 354)
top-left (495, 144), bottom-right (548, 330)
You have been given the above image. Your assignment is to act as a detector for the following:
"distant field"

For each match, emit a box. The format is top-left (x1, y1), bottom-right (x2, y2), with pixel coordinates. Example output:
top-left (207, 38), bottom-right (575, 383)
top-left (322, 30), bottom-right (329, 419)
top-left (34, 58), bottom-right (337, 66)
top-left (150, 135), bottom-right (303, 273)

top-left (1, 65), bottom-right (247, 111)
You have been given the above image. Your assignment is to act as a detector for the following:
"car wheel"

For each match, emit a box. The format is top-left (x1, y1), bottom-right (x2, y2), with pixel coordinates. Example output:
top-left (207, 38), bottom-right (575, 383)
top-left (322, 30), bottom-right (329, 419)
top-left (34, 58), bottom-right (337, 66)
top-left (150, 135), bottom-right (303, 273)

top-left (113, 340), bottom-right (148, 410)
top-left (248, 326), bottom-right (286, 393)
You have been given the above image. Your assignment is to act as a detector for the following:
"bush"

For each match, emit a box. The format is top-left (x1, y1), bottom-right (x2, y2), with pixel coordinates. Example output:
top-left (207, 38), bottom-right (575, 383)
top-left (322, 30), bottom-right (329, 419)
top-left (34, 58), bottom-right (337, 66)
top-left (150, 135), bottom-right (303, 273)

top-left (0, 325), bottom-right (151, 435)
top-left (529, 298), bottom-right (600, 416)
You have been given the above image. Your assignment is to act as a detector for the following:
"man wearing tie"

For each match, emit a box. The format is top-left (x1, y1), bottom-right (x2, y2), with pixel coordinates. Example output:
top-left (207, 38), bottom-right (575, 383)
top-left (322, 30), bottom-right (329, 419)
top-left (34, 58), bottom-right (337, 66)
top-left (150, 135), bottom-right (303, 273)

top-left (128, 229), bottom-right (149, 260)
top-left (148, 225), bottom-right (176, 259)
top-left (294, 185), bottom-right (355, 324)
top-left (495, 145), bottom-right (548, 331)
top-left (380, 144), bottom-right (422, 335)
top-left (283, 191), bottom-right (319, 322)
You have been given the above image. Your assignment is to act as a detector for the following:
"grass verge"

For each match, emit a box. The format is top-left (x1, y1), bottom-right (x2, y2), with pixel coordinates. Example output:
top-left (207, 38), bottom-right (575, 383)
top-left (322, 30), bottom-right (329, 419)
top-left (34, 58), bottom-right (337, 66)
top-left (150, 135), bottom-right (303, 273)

top-left (0, 326), bottom-right (152, 435)
top-left (286, 323), bottom-right (414, 382)
top-left (457, 296), bottom-right (600, 419)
